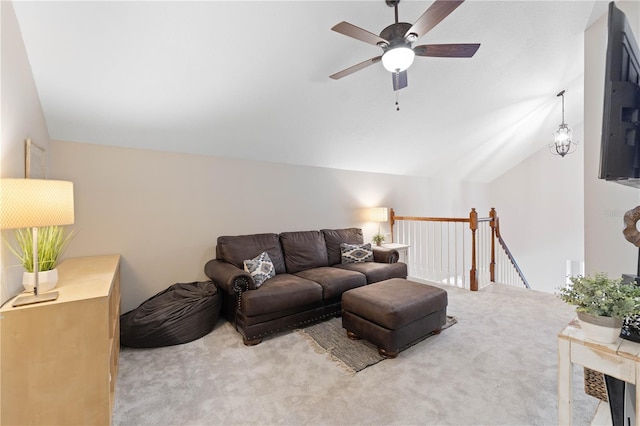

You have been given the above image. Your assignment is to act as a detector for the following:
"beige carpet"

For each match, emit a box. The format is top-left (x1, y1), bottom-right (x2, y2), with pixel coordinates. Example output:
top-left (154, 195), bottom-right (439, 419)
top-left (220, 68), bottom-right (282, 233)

top-left (299, 316), bottom-right (457, 373)
top-left (113, 282), bottom-right (600, 425)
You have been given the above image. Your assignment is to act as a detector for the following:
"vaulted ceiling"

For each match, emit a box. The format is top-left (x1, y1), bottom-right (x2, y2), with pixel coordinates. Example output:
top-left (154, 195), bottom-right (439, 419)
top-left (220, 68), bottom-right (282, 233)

top-left (12, 1), bottom-right (608, 182)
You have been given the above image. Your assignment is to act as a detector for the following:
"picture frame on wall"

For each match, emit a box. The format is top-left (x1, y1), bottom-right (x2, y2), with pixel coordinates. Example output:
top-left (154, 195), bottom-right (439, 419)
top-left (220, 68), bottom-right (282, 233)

top-left (25, 138), bottom-right (46, 179)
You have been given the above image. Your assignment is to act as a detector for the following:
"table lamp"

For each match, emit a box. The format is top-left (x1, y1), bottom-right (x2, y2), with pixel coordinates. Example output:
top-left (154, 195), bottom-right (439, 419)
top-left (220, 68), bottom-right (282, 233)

top-left (370, 207), bottom-right (389, 239)
top-left (0, 178), bottom-right (74, 306)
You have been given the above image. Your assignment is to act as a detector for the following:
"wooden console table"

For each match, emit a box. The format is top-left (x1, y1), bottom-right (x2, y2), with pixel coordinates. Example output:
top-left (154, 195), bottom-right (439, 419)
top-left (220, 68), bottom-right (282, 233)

top-left (558, 317), bottom-right (640, 425)
top-left (0, 254), bottom-right (121, 425)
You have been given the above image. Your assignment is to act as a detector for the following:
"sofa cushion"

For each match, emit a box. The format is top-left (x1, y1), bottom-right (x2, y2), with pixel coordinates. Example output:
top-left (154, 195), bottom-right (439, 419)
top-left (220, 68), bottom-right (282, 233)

top-left (341, 242), bottom-right (374, 263)
top-left (333, 261), bottom-right (408, 284)
top-left (240, 274), bottom-right (323, 317)
top-left (243, 251), bottom-right (275, 288)
top-left (279, 231), bottom-right (329, 274)
top-left (217, 233), bottom-right (286, 274)
top-left (294, 267), bottom-right (366, 299)
top-left (321, 228), bottom-right (364, 265)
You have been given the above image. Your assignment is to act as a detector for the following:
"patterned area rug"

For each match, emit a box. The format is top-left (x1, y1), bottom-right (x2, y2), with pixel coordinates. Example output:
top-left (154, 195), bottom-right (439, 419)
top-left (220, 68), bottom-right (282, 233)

top-left (298, 315), bottom-right (457, 374)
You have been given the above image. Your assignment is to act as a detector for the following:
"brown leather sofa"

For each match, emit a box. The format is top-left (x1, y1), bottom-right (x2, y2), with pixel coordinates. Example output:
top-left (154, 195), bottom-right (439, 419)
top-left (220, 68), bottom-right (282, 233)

top-left (204, 228), bottom-right (407, 345)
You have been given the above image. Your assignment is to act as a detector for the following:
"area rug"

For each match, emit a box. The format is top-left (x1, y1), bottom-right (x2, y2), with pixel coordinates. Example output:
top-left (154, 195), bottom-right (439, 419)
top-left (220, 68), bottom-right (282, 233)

top-left (298, 315), bottom-right (457, 374)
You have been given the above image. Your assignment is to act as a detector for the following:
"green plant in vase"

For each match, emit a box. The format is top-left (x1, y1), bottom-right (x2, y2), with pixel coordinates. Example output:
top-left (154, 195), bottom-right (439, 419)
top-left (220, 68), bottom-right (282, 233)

top-left (5, 225), bottom-right (74, 292)
top-left (372, 234), bottom-right (385, 246)
top-left (557, 272), bottom-right (640, 343)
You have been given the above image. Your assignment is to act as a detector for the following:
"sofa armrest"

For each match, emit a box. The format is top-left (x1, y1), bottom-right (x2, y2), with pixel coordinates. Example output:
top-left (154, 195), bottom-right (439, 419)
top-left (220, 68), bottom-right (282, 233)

top-left (372, 247), bottom-right (399, 264)
top-left (204, 259), bottom-right (255, 294)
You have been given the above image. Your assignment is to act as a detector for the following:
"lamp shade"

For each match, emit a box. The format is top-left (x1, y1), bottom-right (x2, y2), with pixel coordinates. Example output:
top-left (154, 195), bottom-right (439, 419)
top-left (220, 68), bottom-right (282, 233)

top-left (0, 179), bottom-right (74, 229)
top-left (370, 207), bottom-right (389, 222)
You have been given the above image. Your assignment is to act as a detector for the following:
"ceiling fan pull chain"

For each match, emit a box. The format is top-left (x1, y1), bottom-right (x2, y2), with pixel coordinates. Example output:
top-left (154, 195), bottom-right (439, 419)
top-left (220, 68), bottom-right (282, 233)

top-left (395, 91), bottom-right (400, 111)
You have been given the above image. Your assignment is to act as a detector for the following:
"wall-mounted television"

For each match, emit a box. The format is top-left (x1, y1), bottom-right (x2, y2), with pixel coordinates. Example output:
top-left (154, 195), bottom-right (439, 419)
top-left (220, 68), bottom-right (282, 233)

top-left (599, 2), bottom-right (640, 188)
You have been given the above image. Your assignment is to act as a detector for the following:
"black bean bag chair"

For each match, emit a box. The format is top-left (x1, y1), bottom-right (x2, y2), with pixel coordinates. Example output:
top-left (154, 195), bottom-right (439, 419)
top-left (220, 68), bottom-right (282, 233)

top-left (120, 281), bottom-right (221, 348)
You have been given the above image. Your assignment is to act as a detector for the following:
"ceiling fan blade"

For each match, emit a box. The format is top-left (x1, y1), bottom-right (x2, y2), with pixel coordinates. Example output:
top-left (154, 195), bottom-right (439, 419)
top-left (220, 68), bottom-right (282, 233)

top-left (405, 0), bottom-right (465, 40)
top-left (392, 70), bottom-right (408, 91)
top-left (330, 56), bottom-right (382, 80)
top-left (414, 43), bottom-right (480, 58)
top-left (331, 21), bottom-right (389, 46)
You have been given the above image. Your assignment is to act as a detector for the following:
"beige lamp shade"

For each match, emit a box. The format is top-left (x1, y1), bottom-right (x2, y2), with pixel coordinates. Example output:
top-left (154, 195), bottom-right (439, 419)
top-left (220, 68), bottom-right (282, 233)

top-left (0, 179), bottom-right (74, 229)
top-left (369, 207), bottom-right (389, 222)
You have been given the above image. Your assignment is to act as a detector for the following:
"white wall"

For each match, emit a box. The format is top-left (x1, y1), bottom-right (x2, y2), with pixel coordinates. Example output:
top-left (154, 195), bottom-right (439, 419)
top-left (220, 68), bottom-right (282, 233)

top-left (584, 1), bottom-right (640, 278)
top-left (0, 1), bottom-right (52, 304)
top-left (488, 126), bottom-right (585, 294)
top-left (51, 140), bottom-right (489, 312)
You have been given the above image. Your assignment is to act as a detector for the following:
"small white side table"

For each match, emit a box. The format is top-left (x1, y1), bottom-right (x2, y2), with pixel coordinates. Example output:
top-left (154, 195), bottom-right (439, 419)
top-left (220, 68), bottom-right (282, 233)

top-left (381, 243), bottom-right (410, 263)
top-left (558, 317), bottom-right (640, 425)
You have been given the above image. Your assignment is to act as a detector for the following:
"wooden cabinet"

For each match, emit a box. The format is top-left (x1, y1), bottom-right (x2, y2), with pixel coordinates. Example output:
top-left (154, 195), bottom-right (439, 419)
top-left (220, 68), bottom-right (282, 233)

top-left (0, 255), bottom-right (121, 425)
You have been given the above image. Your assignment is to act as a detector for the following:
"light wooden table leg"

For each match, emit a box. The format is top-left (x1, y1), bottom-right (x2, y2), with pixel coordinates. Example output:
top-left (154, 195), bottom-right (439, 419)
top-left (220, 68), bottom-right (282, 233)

top-left (635, 364), bottom-right (640, 426)
top-left (558, 338), bottom-right (572, 425)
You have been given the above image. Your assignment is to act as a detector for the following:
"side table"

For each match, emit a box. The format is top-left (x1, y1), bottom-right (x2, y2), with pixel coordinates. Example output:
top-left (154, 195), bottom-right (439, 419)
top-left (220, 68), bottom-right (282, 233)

top-left (381, 243), bottom-right (410, 264)
top-left (558, 317), bottom-right (640, 425)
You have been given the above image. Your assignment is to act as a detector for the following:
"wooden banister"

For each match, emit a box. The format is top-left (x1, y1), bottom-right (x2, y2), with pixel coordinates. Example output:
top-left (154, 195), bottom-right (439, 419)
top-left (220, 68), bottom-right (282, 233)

top-left (390, 207), bottom-right (529, 291)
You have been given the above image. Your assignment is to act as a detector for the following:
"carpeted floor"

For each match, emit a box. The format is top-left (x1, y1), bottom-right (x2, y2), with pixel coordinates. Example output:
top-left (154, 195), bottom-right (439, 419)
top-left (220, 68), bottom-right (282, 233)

top-left (113, 282), bottom-right (600, 425)
top-left (299, 316), bottom-right (457, 373)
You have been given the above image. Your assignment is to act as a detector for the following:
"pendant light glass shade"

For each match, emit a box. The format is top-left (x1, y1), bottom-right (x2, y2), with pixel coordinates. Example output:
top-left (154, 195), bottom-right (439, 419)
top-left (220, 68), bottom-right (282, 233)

top-left (549, 90), bottom-right (578, 157)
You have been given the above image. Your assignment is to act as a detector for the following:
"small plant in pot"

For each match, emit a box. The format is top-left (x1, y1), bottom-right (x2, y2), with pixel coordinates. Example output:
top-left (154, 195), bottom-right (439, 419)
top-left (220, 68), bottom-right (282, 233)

top-left (557, 272), bottom-right (640, 343)
top-left (5, 225), bottom-right (74, 293)
top-left (372, 234), bottom-right (385, 246)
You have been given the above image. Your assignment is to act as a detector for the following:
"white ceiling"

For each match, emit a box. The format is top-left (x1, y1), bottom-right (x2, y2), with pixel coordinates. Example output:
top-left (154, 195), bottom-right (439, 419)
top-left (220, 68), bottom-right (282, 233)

top-left (12, 0), bottom-right (608, 182)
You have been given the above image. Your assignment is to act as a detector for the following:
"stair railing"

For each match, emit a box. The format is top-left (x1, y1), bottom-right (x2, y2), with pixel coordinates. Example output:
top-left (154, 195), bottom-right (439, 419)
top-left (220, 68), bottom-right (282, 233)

top-left (390, 208), bottom-right (530, 291)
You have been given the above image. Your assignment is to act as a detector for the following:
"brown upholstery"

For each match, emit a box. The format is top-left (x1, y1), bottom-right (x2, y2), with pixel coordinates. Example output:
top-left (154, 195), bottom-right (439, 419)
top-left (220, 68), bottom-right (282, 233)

top-left (280, 231), bottom-right (329, 273)
top-left (204, 228), bottom-right (407, 345)
top-left (321, 228), bottom-right (364, 265)
top-left (241, 274), bottom-right (322, 317)
top-left (295, 267), bottom-right (366, 299)
top-left (342, 278), bottom-right (448, 358)
top-left (333, 261), bottom-right (408, 284)
top-left (216, 233), bottom-right (287, 274)
top-left (342, 278), bottom-right (447, 329)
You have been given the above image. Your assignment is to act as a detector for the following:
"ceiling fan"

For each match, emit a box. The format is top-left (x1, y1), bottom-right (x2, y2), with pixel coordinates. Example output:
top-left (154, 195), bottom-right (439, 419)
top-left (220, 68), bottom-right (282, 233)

top-left (330, 0), bottom-right (480, 91)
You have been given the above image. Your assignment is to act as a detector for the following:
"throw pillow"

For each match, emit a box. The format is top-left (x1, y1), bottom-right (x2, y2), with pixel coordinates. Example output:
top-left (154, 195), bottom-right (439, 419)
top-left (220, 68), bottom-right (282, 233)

top-left (340, 243), bottom-right (374, 264)
top-left (244, 251), bottom-right (275, 288)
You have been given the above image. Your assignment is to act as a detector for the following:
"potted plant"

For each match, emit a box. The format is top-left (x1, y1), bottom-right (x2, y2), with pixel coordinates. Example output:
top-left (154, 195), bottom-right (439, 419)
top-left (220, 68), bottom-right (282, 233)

top-left (5, 225), bottom-right (74, 292)
top-left (557, 272), bottom-right (640, 343)
top-left (372, 234), bottom-right (385, 246)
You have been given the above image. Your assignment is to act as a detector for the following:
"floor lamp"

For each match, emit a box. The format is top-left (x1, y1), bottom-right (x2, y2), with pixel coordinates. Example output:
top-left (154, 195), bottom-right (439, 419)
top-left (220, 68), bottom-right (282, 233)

top-left (0, 178), bottom-right (74, 307)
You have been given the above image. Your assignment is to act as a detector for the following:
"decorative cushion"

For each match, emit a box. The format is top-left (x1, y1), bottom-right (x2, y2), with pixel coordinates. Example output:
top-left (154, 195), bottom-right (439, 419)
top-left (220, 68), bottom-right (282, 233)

top-left (216, 233), bottom-right (286, 274)
top-left (321, 228), bottom-right (364, 265)
top-left (244, 251), bottom-right (275, 288)
top-left (341, 242), bottom-right (374, 264)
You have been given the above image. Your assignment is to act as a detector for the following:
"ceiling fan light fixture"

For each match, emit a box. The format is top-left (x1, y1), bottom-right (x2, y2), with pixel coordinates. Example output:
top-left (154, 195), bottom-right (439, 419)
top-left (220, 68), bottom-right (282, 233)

top-left (382, 46), bottom-right (415, 72)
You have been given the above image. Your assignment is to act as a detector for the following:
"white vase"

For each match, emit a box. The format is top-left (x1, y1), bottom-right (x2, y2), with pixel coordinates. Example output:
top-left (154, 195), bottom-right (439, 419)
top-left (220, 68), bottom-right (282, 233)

top-left (22, 269), bottom-right (59, 293)
top-left (577, 311), bottom-right (623, 344)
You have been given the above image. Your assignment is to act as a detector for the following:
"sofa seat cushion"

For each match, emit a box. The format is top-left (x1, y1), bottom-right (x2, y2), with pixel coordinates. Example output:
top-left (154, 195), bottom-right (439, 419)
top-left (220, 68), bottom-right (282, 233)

top-left (241, 274), bottom-right (322, 317)
top-left (294, 267), bottom-right (366, 299)
top-left (321, 228), bottom-right (364, 266)
top-left (333, 261), bottom-right (408, 284)
top-left (217, 233), bottom-right (286, 274)
top-left (280, 230), bottom-right (329, 273)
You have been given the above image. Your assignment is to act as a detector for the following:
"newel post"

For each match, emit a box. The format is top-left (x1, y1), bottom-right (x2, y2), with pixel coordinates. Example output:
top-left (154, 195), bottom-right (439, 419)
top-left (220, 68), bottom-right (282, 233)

top-left (489, 208), bottom-right (497, 283)
top-left (390, 208), bottom-right (395, 243)
top-left (469, 208), bottom-right (478, 291)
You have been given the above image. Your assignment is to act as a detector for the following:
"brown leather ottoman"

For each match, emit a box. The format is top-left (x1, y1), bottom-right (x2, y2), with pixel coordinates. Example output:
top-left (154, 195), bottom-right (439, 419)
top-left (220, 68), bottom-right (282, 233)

top-left (341, 278), bottom-right (447, 358)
